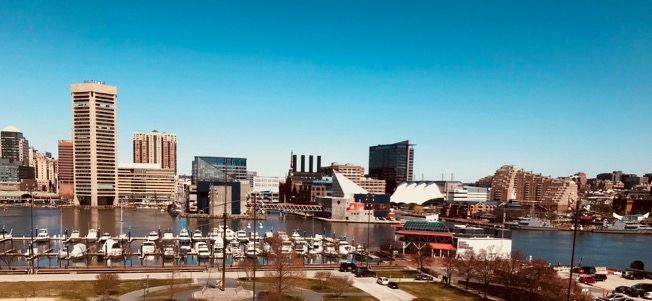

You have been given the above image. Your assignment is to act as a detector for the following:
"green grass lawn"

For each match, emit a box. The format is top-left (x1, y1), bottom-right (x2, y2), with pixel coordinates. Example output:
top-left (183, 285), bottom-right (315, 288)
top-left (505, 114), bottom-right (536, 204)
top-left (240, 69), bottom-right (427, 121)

top-left (399, 282), bottom-right (482, 301)
top-left (374, 270), bottom-right (420, 279)
top-left (240, 277), bottom-right (361, 294)
top-left (0, 279), bottom-right (192, 300)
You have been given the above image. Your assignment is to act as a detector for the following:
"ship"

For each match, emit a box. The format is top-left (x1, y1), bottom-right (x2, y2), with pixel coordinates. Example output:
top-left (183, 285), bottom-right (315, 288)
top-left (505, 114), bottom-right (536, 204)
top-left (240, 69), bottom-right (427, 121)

top-left (593, 213), bottom-right (652, 234)
top-left (507, 217), bottom-right (558, 231)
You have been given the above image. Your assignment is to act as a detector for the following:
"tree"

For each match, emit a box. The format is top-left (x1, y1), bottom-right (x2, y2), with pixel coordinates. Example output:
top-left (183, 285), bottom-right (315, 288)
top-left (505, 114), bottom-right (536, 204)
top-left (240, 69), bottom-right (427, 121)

top-left (630, 260), bottom-right (645, 271)
top-left (264, 234), bottom-right (306, 297)
top-left (454, 251), bottom-right (476, 291)
top-left (168, 270), bottom-right (178, 301)
top-left (492, 251), bottom-right (525, 300)
top-left (240, 257), bottom-right (257, 281)
top-left (94, 273), bottom-right (120, 296)
top-left (441, 254), bottom-right (456, 286)
top-left (410, 250), bottom-right (427, 272)
top-left (330, 275), bottom-right (354, 300)
top-left (472, 250), bottom-right (498, 300)
top-left (314, 271), bottom-right (332, 290)
top-left (519, 259), bottom-right (554, 294)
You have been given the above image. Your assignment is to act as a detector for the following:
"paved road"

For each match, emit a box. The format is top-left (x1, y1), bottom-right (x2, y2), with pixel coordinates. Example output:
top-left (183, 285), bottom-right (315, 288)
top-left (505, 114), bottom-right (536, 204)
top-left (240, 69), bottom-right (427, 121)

top-left (347, 275), bottom-right (416, 301)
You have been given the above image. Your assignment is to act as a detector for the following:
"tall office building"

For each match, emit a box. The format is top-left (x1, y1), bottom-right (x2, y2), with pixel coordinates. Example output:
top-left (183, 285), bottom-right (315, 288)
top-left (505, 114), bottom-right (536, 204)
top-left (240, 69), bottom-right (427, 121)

top-left (1, 125), bottom-right (30, 165)
top-left (133, 131), bottom-right (177, 173)
top-left (71, 81), bottom-right (118, 206)
top-left (368, 140), bottom-right (414, 194)
top-left (32, 150), bottom-right (57, 192)
top-left (57, 140), bottom-right (74, 199)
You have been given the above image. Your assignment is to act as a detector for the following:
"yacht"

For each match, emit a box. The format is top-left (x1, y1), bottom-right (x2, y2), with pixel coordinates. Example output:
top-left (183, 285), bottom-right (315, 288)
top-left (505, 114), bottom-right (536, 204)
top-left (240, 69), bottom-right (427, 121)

top-left (68, 230), bottom-right (80, 241)
top-left (290, 231), bottom-right (303, 242)
top-left (281, 240), bottom-right (293, 254)
top-left (192, 229), bottom-right (203, 240)
top-left (163, 246), bottom-right (175, 259)
top-left (213, 241), bottom-right (225, 259)
top-left (245, 241), bottom-right (261, 257)
top-left (102, 238), bottom-right (123, 258)
top-left (225, 227), bottom-right (236, 241)
top-left (208, 228), bottom-right (221, 242)
top-left (69, 243), bottom-right (87, 260)
top-left (179, 241), bottom-right (192, 252)
top-left (236, 230), bottom-right (248, 242)
top-left (594, 218), bottom-right (652, 234)
top-left (309, 234), bottom-right (323, 255)
top-left (338, 239), bottom-right (351, 256)
top-left (98, 232), bottom-right (112, 243)
top-left (141, 241), bottom-right (156, 255)
top-left (147, 231), bottom-right (160, 241)
top-left (86, 229), bottom-right (98, 242)
top-left (161, 230), bottom-right (175, 241)
top-left (293, 240), bottom-right (308, 255)
top-left (322, 243), bottom-right (338, 257)
top-left (178, 228), bottom-right (191, 242)
top-left (232, 247), bottom-right (244, 259)
top-left (194, 242), bottom-right (210, 258)
top-left (34, 228), bottom-right (50, 243)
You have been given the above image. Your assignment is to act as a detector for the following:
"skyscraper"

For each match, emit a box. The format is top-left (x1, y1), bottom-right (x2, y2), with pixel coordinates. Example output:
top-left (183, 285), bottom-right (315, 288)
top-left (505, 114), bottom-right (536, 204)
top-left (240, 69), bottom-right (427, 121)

top-left (57, 140), bottom-right (74, 199)
top-left (71, 81), bottom-right (118, 207)
top-left (133, 131), bottom-right (177, 173)
top-left (1, 125), bottom-right (30, 165)
top-left (368, 140), bottom-right (414, 194)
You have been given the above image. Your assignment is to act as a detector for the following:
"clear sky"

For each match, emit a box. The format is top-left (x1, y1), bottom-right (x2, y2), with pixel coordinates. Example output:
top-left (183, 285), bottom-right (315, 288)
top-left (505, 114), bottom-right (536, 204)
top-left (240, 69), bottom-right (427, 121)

top-left (1, 1), bottom-right (651, 182)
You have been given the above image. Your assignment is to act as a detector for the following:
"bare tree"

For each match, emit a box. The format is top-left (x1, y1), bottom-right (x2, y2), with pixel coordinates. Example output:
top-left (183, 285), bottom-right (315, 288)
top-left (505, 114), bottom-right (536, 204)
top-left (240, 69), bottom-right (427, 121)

top-left (240, 257), bottom-right (257, 281)
top-left (453, 251), bottom-right (476, 291)
top-left (493, 251), bottom-right (525, 300)
top-left (94, 272), bottom-right (120, 296)
top-left (410, 250), bottom-right (427, 272)
top-left (314, 271), bottom-right (332, 290)
top-left (329, 275), bottom-right (354, 300)
top-left (472, 249), bottom-right (498, 300)
top-left (264, 234), bottom-right (306, 297)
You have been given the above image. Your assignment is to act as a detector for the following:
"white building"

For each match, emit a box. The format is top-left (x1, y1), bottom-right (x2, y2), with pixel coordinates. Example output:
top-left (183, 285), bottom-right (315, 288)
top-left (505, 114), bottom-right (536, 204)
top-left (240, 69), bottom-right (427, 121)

top-left (252, 176), bottom-right (285, 193)
top-left (446, 186), bottom-right (489, 202)
top-left (117, 163), bottom-right (175, 203)
top-left (318, 171), bottom-right (374, 222)
top-left (455, 236), bottom-right (512, 259)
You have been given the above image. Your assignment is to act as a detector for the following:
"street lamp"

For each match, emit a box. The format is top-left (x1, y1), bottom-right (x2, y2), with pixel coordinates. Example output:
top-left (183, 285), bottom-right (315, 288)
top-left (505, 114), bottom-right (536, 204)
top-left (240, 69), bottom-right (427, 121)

top-left (567, 197), bottom-right (581, 301)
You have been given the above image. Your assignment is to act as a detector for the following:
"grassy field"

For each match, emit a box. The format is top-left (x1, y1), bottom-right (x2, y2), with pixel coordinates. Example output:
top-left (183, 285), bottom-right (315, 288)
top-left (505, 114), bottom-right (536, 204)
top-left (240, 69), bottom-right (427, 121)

top-left (240, 277), bottom-right (361, 294)
top-left (323, 296), bottom-right (378, 301)
top-left (143, 284), bottom-right (202, 298)
top-left (374, 270), bottom-right (420, 279)
top-left (399, 282), bottom-right (482, 301)
top-left (0, 279), bottom-right (192, 300)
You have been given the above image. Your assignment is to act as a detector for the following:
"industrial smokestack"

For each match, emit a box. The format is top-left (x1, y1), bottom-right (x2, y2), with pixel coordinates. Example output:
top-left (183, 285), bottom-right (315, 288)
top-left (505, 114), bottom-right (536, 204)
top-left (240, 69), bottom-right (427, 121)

top-left (292, 155), bottom-right (297, 173)
top-left (309, 155), bottom-right (314, 173)
top-left (301, 155), bottom-right (305, 173)
top-left (317, 156), bottom-right (322, 171)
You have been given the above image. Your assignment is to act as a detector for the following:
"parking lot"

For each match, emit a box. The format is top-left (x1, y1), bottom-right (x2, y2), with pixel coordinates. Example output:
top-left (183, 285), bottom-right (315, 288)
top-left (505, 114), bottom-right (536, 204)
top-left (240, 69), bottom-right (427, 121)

top-left (579, 273), bottom-right (652, 300)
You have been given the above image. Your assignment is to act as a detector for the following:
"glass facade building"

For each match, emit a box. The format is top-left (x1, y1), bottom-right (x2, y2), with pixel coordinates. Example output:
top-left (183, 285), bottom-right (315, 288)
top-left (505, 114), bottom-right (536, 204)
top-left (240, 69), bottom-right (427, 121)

top-left (368, 140), bottom-right (414, 194)
top-left (191, 156), bottom-right (248, 184)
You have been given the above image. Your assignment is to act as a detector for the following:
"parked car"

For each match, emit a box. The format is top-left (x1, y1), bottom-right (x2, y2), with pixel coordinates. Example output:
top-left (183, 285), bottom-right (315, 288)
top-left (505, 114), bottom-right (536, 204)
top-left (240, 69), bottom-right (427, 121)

top-left (415, 273), bottom-right (434, 281)
top-left (339, 262), bottom-right (357, 272)
top-left (627, 283), bottom-right (652, 297)
top-left (623, 270), bottom-right (646, 280)
top-left (593, 274), bottom-right (607, 281)
top-left (614, 286), bottom-right (630, 294)
top-left (643, 291), bottom-right (652, 300)
top-left (573, 266), bottom-right (597, 274)
top-left (578, 276), bottom-right (596, 284)
top-left (377, 277), bottom-right (389, 285)
top-left (596, 293), bottom-right (634, 301)
top-left (355, 268), bottom-right (377, 278)
top-left (387, 281), bottom-right (399, 289)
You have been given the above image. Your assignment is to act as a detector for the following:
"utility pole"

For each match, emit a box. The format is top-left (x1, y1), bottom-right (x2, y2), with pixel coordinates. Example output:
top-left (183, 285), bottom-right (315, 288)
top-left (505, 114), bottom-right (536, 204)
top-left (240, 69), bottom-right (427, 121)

top-left (221, 165), bottom-right (228, 291)
top-left (29, 187), bottom-right (34, 272)
top-left (567, 198), bottom-right (581, 301)
top-left (366, 194), bottom-right (373, 268)
top-left (252, 194), bottom-right (257, 300)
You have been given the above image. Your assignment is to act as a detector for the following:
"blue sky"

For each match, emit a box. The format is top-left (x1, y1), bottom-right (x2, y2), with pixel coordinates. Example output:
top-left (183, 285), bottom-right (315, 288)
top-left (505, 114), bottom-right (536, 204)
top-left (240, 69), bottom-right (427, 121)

top-left (1, 1), bottom-right (651, 181)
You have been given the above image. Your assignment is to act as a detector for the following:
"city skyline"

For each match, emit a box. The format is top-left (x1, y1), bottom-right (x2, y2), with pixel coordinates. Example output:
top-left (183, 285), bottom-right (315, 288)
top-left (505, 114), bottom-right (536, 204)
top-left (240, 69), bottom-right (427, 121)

top-left (2, 1), bottom-right (652, 181)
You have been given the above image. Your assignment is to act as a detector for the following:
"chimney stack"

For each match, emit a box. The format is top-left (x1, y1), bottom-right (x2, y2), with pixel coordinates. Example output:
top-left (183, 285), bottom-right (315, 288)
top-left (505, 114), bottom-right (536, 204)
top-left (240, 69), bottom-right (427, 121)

top-left (292, 155), bottom-right (297, 173)
top-left (309, 155), bottom-right (314, 173)
top-left (317, 156), bottom-right (322, 171)
top-left (300, 155), bottom-right (305, 173)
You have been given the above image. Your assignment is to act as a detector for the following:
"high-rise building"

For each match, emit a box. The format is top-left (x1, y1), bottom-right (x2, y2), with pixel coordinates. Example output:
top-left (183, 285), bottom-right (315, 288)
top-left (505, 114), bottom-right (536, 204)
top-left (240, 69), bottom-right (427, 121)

top-left (191, 156), bottom-right (247, 184)
top-left (57, 140), bottom-right (74, 199)
top-left (368, 140), bottom-right (414, 194)
top-left (71, 81), bottom-right (118, 207)
top-left (490, 165), bottom-right (578, 213)
top-left (1, 125), bottom-right (30, 165)
top-left (133, 131), bottom-right (177, 173)
top-left (32, 150), bottom-right (57, 192)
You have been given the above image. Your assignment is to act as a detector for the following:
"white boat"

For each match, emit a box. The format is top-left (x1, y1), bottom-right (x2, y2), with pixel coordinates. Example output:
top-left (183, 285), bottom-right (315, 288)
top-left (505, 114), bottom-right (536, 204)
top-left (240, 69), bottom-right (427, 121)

top-left (102, 238), bottom-right (123, 258)
top-left (163, 246), bottom-right (175, 259)
top-left (323, 244), bottom-right (338, 257)
top-left (98, 232), bottom-right (112, 243)
top-left (281, 240), bottom-right (293, 254)
top-left (264, 230), bottom-right (274, 239)
top-left (354, 244), bottom-right (365, 254)
top-left (338, 239), bottom-right (351, 256)
top-left (232, 247), bottom-right (244, 259)
top-left (118, 233), bottom-right (129, 241)
top-left (236, 230), bottom-right (248, 242)
top-left (225, 227), bottom-right (236, 241)
top-left (86, 229), bottom-right (98, 242)
top-left (293, 240), bottom-right (308, 255)
top-left (68, 230), bottom-right (80, 241)
top-left (179, 241), bottom-right (192, 252)
top-left (178, 228), bottom-right (191, 242)
top-left (141, 241), bottom-right (156, 255)
top-left (34, 228), bottom-right (50, 243)
top-left (162, 231), bottom-right (175, 241)
top-left (146, 231), bottom-right (159, 241)
top-left (208, 228), bottom-right (222, 242)
top-left (70, 243), bottom-right (87, 259)
top-left (213, 242), bottom-right (224, 259)
top-left (278, 231), bottom-right (290, 242)
top-left (245, 242), bottom-right (261, 257)
top-left (290, 231), bottom-right (304, 242)
top-left (309, 234), bottom-right (323, 255)
top-left (194, 242), bottom-right (210, 258)
top-left (192, 229), bottom-right (203, 240)
top-left (57, 249), bottom-right (69, 259)
top-left (24, 247), bottom-right (39, 256)
top-left (249, 231), bottom-right (262, 241)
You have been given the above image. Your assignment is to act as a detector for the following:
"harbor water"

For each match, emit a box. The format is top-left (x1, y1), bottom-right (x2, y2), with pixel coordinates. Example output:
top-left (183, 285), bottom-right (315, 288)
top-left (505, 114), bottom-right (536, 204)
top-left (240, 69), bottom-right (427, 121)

top-left (1, 207), bottom-right (651, 269)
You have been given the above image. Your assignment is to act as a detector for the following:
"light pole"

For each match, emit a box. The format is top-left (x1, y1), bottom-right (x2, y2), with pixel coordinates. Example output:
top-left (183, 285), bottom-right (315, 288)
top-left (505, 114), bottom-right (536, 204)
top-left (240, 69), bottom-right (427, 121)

top-left (366, 194), bottom-right (373, 268)
top-left (567, 198), bottom-right (581, 301)
top-left (252, 194), bottom-right (257, 300)
top-left (29, 187), bottom-right (34, 272)
top-left (221, 165), bottom-right (228, 291)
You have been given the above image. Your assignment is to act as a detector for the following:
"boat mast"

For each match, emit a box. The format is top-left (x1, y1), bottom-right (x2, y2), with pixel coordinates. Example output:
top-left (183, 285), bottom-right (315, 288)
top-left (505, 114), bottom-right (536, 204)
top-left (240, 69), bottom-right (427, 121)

top-left (120, 199), bottom-right (124, 235)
